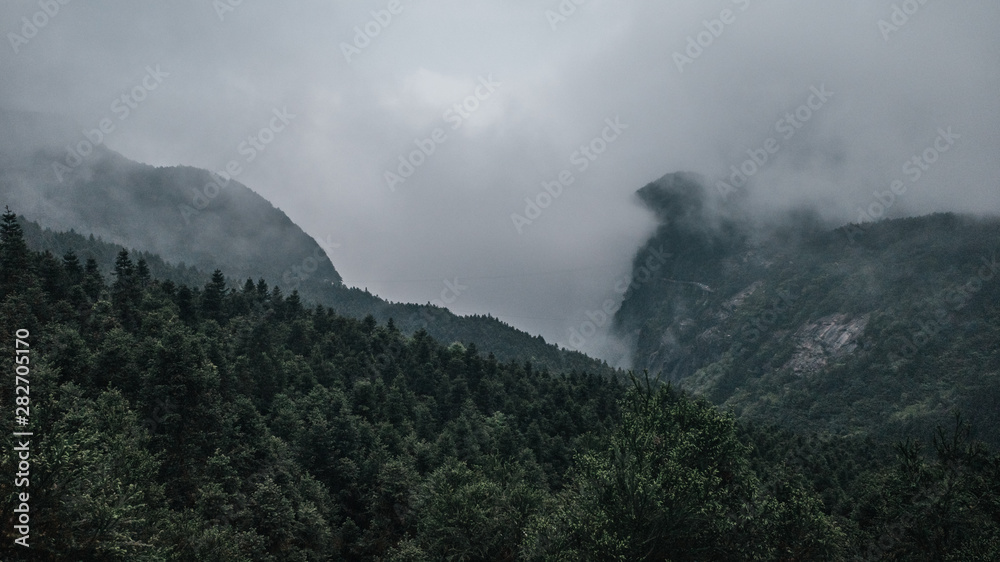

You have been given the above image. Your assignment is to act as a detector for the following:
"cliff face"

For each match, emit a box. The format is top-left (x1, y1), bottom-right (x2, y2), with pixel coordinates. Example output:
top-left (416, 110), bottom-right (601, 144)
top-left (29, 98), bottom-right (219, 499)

top-left (780, 313), bottom-right (870, 376)
top-left (614, 172), bottom-right (1000, 446)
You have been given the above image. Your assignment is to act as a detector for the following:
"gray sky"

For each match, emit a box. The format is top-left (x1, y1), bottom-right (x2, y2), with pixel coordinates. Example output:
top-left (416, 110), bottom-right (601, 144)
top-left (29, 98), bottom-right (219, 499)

top-left (2, 0), bottom-right (998, 355)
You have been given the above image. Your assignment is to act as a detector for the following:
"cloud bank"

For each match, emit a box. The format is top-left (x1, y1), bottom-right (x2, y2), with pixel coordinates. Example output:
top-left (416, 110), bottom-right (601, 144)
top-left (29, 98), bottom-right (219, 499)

top-left (2, 0), bottom-right (998, 354)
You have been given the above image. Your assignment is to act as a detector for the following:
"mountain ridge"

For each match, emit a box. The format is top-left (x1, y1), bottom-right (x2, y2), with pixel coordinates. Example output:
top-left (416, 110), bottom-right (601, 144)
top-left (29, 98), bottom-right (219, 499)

top-left (614, 172), bottom-right (1000, 446)
top-left (0, 109), bottom-right (612, 375)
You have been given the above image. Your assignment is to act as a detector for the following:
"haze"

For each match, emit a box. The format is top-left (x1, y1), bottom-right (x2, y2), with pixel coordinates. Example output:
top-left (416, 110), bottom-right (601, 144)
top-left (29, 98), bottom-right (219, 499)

top-left (2, 0), bottom-right (998, 355)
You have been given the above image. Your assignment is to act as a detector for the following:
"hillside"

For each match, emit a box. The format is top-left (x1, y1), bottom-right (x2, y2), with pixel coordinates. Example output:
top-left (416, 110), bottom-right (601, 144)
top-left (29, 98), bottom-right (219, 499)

top-left (0, 110), bottom-right (610, 375)
top-left (12, 213), bottom-right (610, 376)
top-left (0, 109), bottom-right (342, 288)
top-left (614, 173), bottom-right (1000, 447)
top-left (4, 207), bottom-right (1000, 560)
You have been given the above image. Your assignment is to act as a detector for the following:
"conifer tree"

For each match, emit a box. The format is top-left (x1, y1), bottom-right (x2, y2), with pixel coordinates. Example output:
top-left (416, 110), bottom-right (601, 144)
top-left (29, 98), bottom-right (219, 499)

top-left (286, 289), bottom-right (303, 315)
top-left (0, 206), bottom-right (30, 294)
top-left (83, 257), bottom-right (105, 300)
top-left (135, 258), bottom-right (151, 286)
top-left (112, 249), bottom-right (140, 320)
top-left (256, 278), bottom-right (269, 301)
top-left (177, 285), bottom-right (197, 324)
top-left (114, 249), bottom-right (134, 282)
top-left (63, 250), bottom-right (83, 285)
top-left (202, 269), bottom-right (226, 321)
top-left (38, 250), bottom-right (68, 300)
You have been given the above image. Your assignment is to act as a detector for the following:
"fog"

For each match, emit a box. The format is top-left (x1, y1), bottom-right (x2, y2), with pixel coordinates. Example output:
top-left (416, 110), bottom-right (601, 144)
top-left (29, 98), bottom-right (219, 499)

top-left (2, 0), bottom-right (998, 353)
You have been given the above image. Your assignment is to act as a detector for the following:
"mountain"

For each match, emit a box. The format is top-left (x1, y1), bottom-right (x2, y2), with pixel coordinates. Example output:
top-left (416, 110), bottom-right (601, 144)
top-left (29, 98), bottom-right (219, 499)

top-left (614, 172), bottom-right (1000, 446)
top-left (0, 110), bottom-right (610, 375)
top-left (0, 109), bottom-right (342, 287)
top-left (3, 123), bottom-right (999, 558)
top-left (4, 211), bottom-right (998, 559)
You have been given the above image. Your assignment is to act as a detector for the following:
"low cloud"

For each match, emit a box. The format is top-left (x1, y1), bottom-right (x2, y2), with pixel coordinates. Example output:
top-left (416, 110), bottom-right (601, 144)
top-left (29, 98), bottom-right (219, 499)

top-left (1, 0), bottom-right (997, 356)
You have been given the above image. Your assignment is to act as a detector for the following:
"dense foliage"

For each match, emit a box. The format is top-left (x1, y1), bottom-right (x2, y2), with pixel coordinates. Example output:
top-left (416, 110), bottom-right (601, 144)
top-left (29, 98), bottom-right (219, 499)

top-left (17, 214), bottom-right (609, 379)
top-left (617, 174), bottom-right (1000, 448)
top-left (1, 207), bottom-right (998, 560)
top-left (0, 123), bottom-right (608, 377)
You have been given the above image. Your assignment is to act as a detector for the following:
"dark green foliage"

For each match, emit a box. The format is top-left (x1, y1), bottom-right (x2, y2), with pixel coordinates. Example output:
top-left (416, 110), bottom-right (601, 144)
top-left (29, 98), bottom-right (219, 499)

top-left (0, 216), bottom-right (621, 559)
top-left (16, 213), bottom-right (611, 377)
top-left (1, 137), bottom-right (344, 287)
top-left (847, 416), bottom-right (1000, 560)
top-left (3, 137), bottom-right (606, 375)
top-left (2, 208), bottom-right (998, 559)
top-left (202, 269), bottom-right (227, 322)
top-left (616, 174), bottom-right (1000, 448)
top-left (0, 207), bottom-right (31, 296)
top-left (527, 376), bottom-right (844, 561)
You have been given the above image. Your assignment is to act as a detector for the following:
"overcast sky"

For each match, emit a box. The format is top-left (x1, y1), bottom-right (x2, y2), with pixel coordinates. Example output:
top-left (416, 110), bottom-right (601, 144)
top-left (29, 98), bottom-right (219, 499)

top-left (2, 0), bottom-right (999, 354)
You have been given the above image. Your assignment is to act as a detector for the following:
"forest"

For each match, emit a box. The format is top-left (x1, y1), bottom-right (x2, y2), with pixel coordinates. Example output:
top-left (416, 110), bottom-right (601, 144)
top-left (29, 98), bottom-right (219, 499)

top-left (1, 206), bottom-right (999, 560)
top-left (616, 175), bottom-right (1000, 450)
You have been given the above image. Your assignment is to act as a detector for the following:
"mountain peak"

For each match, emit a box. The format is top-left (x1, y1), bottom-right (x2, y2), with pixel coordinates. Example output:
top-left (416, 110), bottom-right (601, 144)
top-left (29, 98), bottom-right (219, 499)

top-left (0, 110), bottom-right (341, 287)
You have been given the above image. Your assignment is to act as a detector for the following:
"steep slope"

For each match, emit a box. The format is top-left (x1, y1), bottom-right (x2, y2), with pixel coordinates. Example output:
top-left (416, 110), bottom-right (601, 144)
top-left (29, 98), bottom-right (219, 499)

top-left (0, 109), bottom-right (341, 287)
top-left (13, 213), bottom-right (611, 375)
top-left (19, 217), bottom-right (209, 289)
top-left (0, 109), bottom-right (610, 374)
top-left (5, 194), bottom-right (1000, 560)
top-left (614, 172), bottom-right (1000, 446)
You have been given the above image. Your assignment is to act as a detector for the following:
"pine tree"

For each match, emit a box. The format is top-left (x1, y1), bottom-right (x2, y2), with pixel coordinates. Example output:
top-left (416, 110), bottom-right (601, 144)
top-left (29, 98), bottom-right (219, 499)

top-left (113, 249), bottom-right (134, 287)
top-left (202, 269), bottom-right (226, 321)
top-left (161, 279), bottom-right (176, 296)
top-left (135, 258), bottom-right (151, 286)
top-left (236, 278), bottom-right (257, 315)
top-left (286, 289), bottom-right (303, 316)
top-left (177, 285), bottom-right (197, 324)
top-left (112, 249), bottom-right (141, 329)
top-left (63, 250), bottom-right (83, 285)
top-left (83, 257), bottom-right (105, 300)
top-left (38, 250), bottom-right (69, 300)
top-left (362, 314), bottom-right (377, 334)
top-left (256, 278), bottom-right (269, 301)
top-left (270, 285), bottom-right (284, 318)
top-left (0, 206), bottom-right (31, 295)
